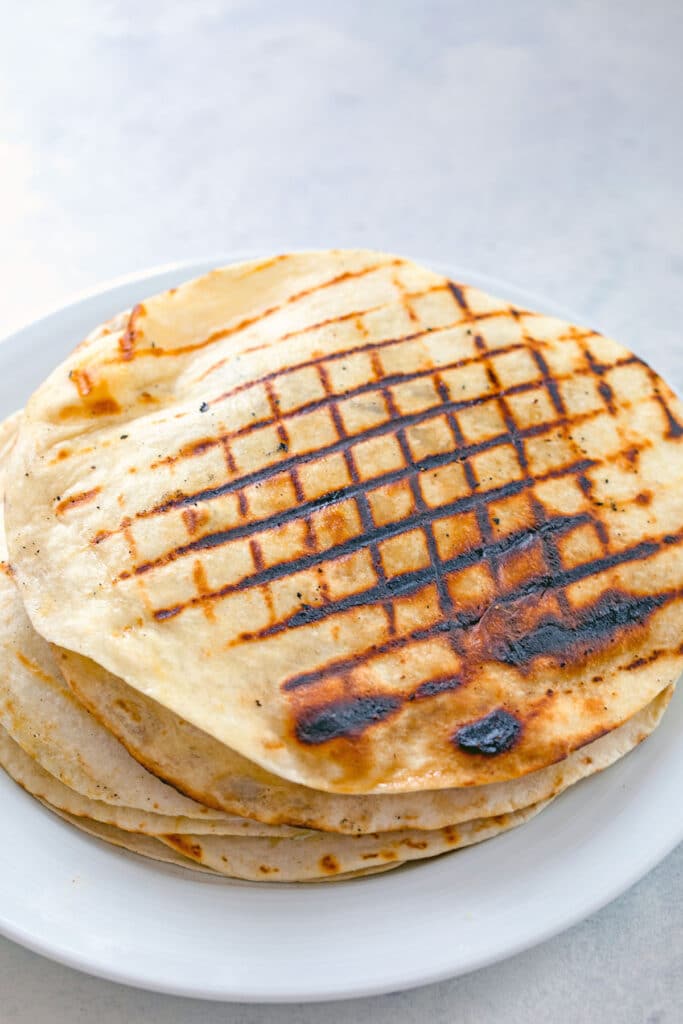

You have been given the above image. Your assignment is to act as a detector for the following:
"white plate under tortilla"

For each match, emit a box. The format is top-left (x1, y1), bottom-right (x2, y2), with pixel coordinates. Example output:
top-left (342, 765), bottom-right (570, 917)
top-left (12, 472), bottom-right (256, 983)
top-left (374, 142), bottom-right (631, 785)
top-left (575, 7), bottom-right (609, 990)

top-left (0, 256), bottom-right (680, 1003)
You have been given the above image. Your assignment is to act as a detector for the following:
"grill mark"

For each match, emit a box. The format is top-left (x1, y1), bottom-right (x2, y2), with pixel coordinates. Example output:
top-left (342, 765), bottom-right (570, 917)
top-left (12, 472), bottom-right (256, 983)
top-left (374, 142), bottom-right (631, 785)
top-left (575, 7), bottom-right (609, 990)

top-left (295, 694), bottom-right (402, 745)
top-left (154, 338), bottom-right (537, 469)
top-left (119, 261), bottom-right (400, 362)
top-left (134, 425), bottom-right (598, 580)
top-left (640, 361), bottom-right (683, 439)
top-left (69, 368), bottom-right (93, 397)
top-left (197, 284), bottom-right (523, 389)
top-left (488, 590), bottom-right (669, 667)
top-left (151, 509), bottom-right (589, 626)
top-left (119, 304), bottom-right (144, 361)
top-left (320, 360), bottom-right (394, 632)
top-left (475, 331), bottom-right (571, 612)
top-left (279, 532), bottom-right (681, 690)
top-left (55, 487), bottom-right (101, 515)
top-left (140, 369), bottom-right (631, 529)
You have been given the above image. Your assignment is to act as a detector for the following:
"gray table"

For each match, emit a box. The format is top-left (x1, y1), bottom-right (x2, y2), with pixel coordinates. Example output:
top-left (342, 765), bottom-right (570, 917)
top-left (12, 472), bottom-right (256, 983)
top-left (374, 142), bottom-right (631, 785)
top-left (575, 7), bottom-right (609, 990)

top-left (0, 1), bottom-right (680, 1019)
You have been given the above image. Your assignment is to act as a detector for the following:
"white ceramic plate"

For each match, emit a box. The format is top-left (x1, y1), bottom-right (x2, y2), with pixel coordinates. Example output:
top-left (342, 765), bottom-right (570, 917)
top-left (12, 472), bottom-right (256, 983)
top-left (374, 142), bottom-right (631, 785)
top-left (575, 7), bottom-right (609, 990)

top-left (0, 256), bottom-right (681, 1003)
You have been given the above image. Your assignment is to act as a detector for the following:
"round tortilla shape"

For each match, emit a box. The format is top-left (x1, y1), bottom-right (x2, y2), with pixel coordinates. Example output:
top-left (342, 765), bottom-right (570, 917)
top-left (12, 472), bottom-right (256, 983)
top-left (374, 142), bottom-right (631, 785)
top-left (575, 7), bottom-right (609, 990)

top-left (159, 801), bottom-right (549, 882)
top-left (8, 250), bottom-right (683, 793)
top-left (0, 724), bottom-right (310, 838)
top-left (58, 647), bottom-right (673, 833)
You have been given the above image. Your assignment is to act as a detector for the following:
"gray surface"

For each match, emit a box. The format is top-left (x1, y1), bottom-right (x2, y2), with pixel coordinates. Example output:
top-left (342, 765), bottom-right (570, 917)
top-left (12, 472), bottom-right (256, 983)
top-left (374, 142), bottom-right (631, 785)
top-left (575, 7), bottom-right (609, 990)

top-left (0, 0), bottom-right (680, 1018)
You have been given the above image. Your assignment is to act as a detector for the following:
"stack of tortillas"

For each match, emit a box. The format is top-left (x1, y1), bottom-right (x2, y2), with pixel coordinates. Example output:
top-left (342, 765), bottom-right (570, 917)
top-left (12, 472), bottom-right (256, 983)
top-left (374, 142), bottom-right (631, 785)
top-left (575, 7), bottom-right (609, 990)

top-left (0, 250), bottom-right (681, 882)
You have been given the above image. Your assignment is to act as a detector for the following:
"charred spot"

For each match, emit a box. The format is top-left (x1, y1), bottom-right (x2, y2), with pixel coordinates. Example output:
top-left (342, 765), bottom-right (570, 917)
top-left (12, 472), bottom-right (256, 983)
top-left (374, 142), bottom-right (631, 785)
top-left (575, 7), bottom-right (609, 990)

top-left (408, 675), bottom-right (463, 700)
top-left (319, 854), bottom-right (339, 874)
top-left (623, 649), bottom-right (662, 671)
top-left (154, 604), bottom-right (183, 621)
top-left (635, 490), bottom-right (652, 506)
top-left (487, 590), bottom-right (668, 669)
top-left (295, 694), bottom-right (402, 745)
top-left (454, 709), bottom-right (522, 756)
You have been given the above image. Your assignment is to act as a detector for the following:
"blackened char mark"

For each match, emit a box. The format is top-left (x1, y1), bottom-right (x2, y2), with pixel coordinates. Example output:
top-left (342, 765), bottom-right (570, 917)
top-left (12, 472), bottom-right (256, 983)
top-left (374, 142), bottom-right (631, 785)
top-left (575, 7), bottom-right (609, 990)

top-left (295, 694), bottom-right (402, 745)
top-left (489, 590), bottom-right (668, 669)
top-left (454, 709), bottom-right (521, 756)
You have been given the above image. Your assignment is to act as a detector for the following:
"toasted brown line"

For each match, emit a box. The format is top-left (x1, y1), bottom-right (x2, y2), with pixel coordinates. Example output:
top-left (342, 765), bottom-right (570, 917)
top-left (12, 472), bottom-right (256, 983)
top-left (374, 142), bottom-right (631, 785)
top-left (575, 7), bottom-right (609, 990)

top-left (130, 350), bottom-right (640, 540)
top-left (151, 336), bottom-right (536, 470)
top-left (152, 318), bottom-right (614, 474)
top-left (55, 487), bottom-right (101, 515)
top-left (150, 474), bottom-right (589, 622)
top-left (206, 305), bottom-right (540, 408)
top-left (279, 539), bottom-right (683, 695)
top-left (191, 279), bottom-right (496, 388)
top-left (151, 460), bottom-right (679, 629)
top-left (127, 380), bottom-right (628, 581)
top-left (110, 260), bottom-right (402, 364)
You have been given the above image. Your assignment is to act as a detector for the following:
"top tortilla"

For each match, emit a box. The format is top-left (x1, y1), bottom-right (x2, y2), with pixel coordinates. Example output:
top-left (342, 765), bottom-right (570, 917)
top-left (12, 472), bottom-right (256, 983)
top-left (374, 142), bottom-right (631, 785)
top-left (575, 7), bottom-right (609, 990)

top-left (6, 250), bottom-right (683, 793)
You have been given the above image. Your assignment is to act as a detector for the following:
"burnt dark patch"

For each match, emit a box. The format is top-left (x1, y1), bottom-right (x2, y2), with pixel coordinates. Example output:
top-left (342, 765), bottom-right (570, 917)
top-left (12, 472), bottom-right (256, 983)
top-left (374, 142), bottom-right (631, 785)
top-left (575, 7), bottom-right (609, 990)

top-left (295, 694), bottom-right (402, 745)
top-left (408, 675), bottom-right (463, 700)
top-left (489, 590), bottom-right (668, 669)
top-left (454, 709), bottom-right (521, 756)
top-left (635, 490), bottom-right (652, 506)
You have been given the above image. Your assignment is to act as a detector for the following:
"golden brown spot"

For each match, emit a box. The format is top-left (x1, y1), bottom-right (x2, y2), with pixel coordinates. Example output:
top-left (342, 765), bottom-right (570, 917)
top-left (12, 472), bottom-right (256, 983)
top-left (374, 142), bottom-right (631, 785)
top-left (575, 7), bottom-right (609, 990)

top-left (319, 854), bottom-right (340, 874)
top-left (361, 853), bottom-right (380, 860)
top-left (113, 698), bottom-right (142, 724)
top-left (166, 835), bottom-right (203, 859)
top-left (635, 490), bottom-right (652, 506)
top-left (401, 839), bottom-right (428, 850)
top-left (70, 368), bottom-right (93, 396)
top-left (182, 507), bottom-right (210, 535)
top-left (380, 850), bottom-right (399, 861)
top-left (119, 303), bottom-right (145, 361)
top-left (15, 652), bottom-right (55, 686)
top-left (259, 865), bottom-right (279, 875)
top-left (55, 487), bottom-right (101, 515)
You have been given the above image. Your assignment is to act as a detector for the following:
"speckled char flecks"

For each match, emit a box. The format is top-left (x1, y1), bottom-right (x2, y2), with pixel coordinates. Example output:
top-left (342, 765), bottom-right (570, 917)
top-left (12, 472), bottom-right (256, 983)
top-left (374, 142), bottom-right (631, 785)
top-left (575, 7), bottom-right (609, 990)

top-left (0, 250), bottom-right (682, 881)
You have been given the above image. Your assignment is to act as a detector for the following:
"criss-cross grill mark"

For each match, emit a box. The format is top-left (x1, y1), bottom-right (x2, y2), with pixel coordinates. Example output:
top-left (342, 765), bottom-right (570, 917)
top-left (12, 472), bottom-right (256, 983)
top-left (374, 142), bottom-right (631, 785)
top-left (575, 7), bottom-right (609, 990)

top-left (635, 358), bottom-right (683, 439)
top-left (153, 335), bottom-right (534, 470)
top-left (135, 350), bottom-right (639, 537)
top-left (281, 535), bottom-right (683, 694)
top-left (130, 393), bottom-right (608, 582)
top-left (154, 508), bottom-right (591, 624)
top-left (115, 260), bottom-right (401, 363)
top-left (196, 283), bottom-right (531, 391)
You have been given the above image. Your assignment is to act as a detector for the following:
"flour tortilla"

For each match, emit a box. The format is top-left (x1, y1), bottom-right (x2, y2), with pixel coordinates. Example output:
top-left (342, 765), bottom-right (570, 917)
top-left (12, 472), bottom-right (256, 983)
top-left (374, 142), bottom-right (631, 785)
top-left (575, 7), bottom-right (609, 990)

top-left (58, 647), bottom-right (673, 833)
top-left (44, 804), bottom-right (403, 883)
top-left (159, 801), bottom-right (549, 882)
top-left (0, 724), bottom-right (309, 837)
top-left (8, 251), bottom-right (683, 793)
